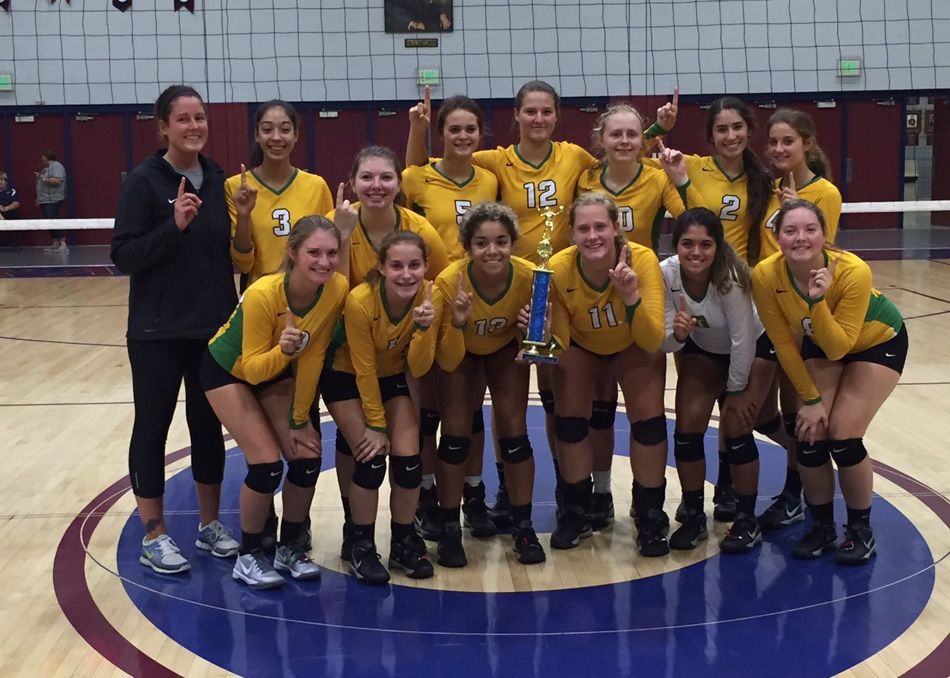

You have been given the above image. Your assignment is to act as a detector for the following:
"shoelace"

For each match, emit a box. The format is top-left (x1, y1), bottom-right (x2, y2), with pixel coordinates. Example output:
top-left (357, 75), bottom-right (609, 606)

top-left (155, 536), bottom-right (180, 557)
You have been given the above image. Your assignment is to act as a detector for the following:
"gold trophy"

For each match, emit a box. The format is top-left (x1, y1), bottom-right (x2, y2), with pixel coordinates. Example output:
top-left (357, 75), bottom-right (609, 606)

top-left (521, 205), bottom-right (564, 363)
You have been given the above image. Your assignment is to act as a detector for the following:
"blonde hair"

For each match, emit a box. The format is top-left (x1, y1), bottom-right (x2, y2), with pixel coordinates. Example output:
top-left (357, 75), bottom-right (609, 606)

top-left (569, 192), bottom-right (629, 267)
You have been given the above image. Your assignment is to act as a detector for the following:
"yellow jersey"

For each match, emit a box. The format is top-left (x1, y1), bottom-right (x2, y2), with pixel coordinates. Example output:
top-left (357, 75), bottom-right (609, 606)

top-left (473, 142), bottom-right (595, 263)
top-left (225, 169), bottom-right (334, 285)
top-left (434, 256), bottom-right (536, 370)
top-left (207, 271), bottom-right (348, 428)
top-left (759, 176), bottom-right (842, 261)
top-left (576, 163), bottom-right (705, 251)
top-left (328, 280), bottom-right (439, 431)
top-left (325, 203), bottom-right (449, 288)
top-left (549, 245), bottom-right (665, 356)
top-left (402, 162), bottom-right (499, 262)
top-left (752, 250), bottom-right (902, 404)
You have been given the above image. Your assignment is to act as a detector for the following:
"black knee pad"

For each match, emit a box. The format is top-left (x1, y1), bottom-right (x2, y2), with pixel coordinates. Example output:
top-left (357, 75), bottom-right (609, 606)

top-left (555, 415), bottom-right (589, 443)
top-left (632, 415), bottom-right (668, 446)
top-left (390, 454), bottom-right (423, 489)
top-left (471, 409), bottom-right (485, 435)
top-left (782, 412), bottom-right (797, 438)
top-left (830, 438), bottom-right (867, 468)
top-left (725, 434), bottom-right (759, 466)
top-left (335, 428), bottom-right (353, 457)
top-left (499, 434), bottom-right (533, 464)
top-left (754, 413), bottom-right (782, 438)
top-left (797, 440), bottom-right (831, 468)
top-left (539, 389), bottom-right (555, 415)
top-left (285, 456), bottom-right (322, 488)
top-left (352, 457), bottom-right (387, 489)
top-left (437, 435), bottom-right (471, 465)
top-left (244, 460), bottom-right (284, 494)
top-left (589, 400), bottom-right (618, 430)
top-left (673, 431), bottom-right (705, 462)
top-left (420, 408), bottom-right (441, 437)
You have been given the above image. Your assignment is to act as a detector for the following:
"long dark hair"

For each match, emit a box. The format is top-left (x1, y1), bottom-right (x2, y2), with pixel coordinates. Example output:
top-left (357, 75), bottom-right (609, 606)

top-left (154, 85), bottom-right (205, 144)
top-left (250, 100), bottom-right (299, 168)
top-left (673, 208), bottom-right (751, 297)
top-left (437, 95), bottom-right (484, 137)
top-left (705, 97), bottom-right (772, 265)
top-left (365, 230), bottom-right (428, 287)
top-left (768, 108), bottom-right (833, 182)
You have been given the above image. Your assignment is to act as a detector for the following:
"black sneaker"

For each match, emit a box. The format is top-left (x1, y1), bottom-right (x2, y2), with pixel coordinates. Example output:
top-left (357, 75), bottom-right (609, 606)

top-left (437, 522), bottom-right (467, 568)
top-left (758, 489), bottom-right (805, 530)
top-left (636, 509), bottom-right (671, 557)
top-left (290, 516), bottom-right (313, 553)
top-left (791, 522), bottom-right (838, 559)
top-left (463, 483), bottom-right (499, 538)
top-left (511, 522), bottom-right (546, 564)
top-left (719, 514), bottom-right (763, 554)
top-left (669, 509), bottom-right (708, 550)
top-left (712, 484), bottom-right (737, 522)
top-left (262, 509), bottom-right (279, 555)
top-left (389, 536), bottom-right (435, 579)
top-left (550, 510), bottom-right (593, 550)
top-left (349, 539), bottom-right (390, 586)
top-left (674, 499), bottom-right (687, 524)
top-left (591, 492), bottom-right (615, 530)
top-left (836, 523), bottom-right (876, 566)
top-left (628, 483), bottom-right (636, 519)
top-left (340, 522), bottom-right (352, 562)
top-left (489, 482), bottom-right (513, 528)
top-left (414, 487), bottom-right (443, 541)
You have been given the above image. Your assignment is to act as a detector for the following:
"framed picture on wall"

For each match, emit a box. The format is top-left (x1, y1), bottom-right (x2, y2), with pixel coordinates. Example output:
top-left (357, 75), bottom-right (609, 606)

top-left (385, 0), bottom-right (453, 33)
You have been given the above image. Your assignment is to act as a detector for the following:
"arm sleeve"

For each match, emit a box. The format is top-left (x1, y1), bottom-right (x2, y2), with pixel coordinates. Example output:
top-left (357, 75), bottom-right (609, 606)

top-left (110, 173), bottom-right (187, 274)
top-left (422, 224), bottom-right (450, 280)
top-left (808, 260), bottom-right (871, 361)
top-left (472, 149), bottom-right (503, 174)
top-left (816, 186), bottom-right (843, 244)
top-left (752, 266), bottom-right (822, 404)
top-left (289, 294), bottom-right (345, 429)
top-left (721, 287), bottom-right (757, 393)
top-left (49, 162), bottom-right (66, 180)
top-left (627, 250), bottom-right (666, 353)
top-left (434, 280), bottom-right (465, 371)
top-left (407, 301), bottom-right (439, 379)
top-left (225, 178), bottom-right (256, 273)
top-left (240, 287), bottom-right (292, 386)
top-left (662, 177), bottom-right (705, 218)
top-left (345, 293), bottom-right (387, 431)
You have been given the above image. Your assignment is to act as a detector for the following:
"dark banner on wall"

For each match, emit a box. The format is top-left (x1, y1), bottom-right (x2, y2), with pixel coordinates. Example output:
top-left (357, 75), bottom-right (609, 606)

top-left (384, 0), bottom-right (453, 33)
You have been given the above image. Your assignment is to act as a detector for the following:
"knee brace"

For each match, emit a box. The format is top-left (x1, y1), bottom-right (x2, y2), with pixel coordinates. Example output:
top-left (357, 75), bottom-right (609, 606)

top-left (244, 460), bottom-right (284, 494)
top-left (420, 408), bottom-right (441, 437)
top-left (673, 431), bottom-right (705, 462)
top-left (830, 438), bottom-right (867, 468)
top-left (632, 415), bottom-right (668, 446)
top-left (754, 413), bottom-right (782, 438)
top-left (555, 415), bottom-right (589, 444)
top-left (352, 456), bottom-right (387, 489)
top-left (285, 456), bottom-right (322, 488)
top-left (335, 428), bottom-right (353, 457)
top-left (437, 434), bottom-right (471, 465)
top-left (539, 389), bottom-right (555, 415)
top-left (471, 409), bottom-right (485, 435)
top-left (797, 440), bottom-right (831, 468)
top-left (782, 412), bottom-right (797, 438)
top-left (499, 434), bottom-right (533, 464)
top-left (390, 454), bottom-right (423, 489)
top-left (725, 434), bottom-right (759, 466)
top-left (589, 400), bottom-right (618, 430)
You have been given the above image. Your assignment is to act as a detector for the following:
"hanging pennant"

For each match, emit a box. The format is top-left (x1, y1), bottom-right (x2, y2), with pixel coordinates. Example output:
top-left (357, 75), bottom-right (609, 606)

top-left (0, 0), bottom-right (9, 12)
top-left (174, 0), bottom-right (194, 13)
top-left (113, 0), bottom-right (132, 11)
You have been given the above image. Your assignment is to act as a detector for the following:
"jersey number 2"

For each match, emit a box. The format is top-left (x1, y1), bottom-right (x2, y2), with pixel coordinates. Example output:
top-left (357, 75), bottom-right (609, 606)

top-left (524, 180), bottom-right (557, 208)
top-left (272, 208), bottom-right (292, 237)
top-left (719, 195), bottom-right (740, 221)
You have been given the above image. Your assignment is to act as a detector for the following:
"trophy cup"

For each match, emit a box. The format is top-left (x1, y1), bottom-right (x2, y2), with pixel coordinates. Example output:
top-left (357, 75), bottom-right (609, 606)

top-left (521, 205), bottom-right (564, 364)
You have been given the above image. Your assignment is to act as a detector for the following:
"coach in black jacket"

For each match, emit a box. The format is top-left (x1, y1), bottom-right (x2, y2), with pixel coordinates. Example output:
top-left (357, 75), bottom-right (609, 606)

top-left (111, 85), bottom-right (239, 575)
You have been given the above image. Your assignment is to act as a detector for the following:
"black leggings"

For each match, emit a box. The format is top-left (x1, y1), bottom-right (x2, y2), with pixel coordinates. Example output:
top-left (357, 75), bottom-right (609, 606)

top-left (127, 338), bottom-right (226, 498)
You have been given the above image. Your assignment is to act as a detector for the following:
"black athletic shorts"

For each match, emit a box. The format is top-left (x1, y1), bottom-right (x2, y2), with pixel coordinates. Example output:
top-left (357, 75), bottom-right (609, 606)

top-left (569, 338), bottom-right (623, 360)
top-left (755, 331), bottom-right (779, 362)
top-left (318, 368), bottom-right (410, 404)
top-left (680, 331), bottom-right (775, 368)
top-left (800, 324), bottom-right (908, 374)
top-left (465, 338), bottom-right (519, 362)
top-left (200, 348), bottom-right (293, 393)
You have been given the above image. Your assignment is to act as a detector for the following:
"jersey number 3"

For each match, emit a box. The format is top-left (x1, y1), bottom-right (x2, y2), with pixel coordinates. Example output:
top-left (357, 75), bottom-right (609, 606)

top-left (524, 180), bottom-right (557, 208)
top-left (272, 208), bottom-right (292, 237)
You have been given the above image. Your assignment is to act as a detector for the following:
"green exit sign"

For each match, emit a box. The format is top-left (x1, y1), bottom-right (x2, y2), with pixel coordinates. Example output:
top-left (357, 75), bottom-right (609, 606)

top-left (418, 69), bottom-right (439, 85)
top-left (0, 75), bottom-right (12, 91)
top-left (839, 60), bottom-right (861, 77)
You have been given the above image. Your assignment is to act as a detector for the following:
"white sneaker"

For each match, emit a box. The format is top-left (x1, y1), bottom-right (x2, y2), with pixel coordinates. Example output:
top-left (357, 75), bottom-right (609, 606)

top-left (140, 534), bottom-right (191, 574)
top-left (274, 544), bottom-right (322, 581)
top-left (43, 244), bottom-right (59, 252)
top-left (56, 243), bottom-right (69, 253)
top-left (232, 550), bottom-right (285, 590)
top-left (195, 520), bottom-right (240, 558)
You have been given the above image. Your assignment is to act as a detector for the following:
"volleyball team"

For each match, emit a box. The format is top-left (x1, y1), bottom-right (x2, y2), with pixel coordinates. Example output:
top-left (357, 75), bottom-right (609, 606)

top-left (112, 80), bottom-right (907, 589)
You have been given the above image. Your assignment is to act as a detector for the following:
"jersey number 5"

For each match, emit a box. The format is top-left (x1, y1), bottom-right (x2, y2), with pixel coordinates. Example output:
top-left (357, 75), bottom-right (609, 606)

top-left (272, 208), bottom-right (292, 237)
top-left (455, 200), bottom-right (472, 225)
top-left (524, 180), bottom-right (557, 209)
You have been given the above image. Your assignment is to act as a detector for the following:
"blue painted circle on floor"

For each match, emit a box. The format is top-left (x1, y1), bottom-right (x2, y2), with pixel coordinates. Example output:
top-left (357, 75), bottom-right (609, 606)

top-left (117, 406), bottom-right (935, 677)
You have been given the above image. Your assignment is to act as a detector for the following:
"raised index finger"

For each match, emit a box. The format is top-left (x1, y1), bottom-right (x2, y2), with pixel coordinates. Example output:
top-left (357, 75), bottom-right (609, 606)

top-left (336, 182), bottom-right (345, 208)
top-left (426, 280), bottom-right (433, 302)
top-left (177, 177), bottom-right (185, 199)
top-left (680, 292), bottom-right (687, 313)
top-left (671, 86), bottom-right (679, 111)
top-left (285, 308), bottom-right (295, 329)
top-left (787, 172), bottom-right (796, 192)
top-left (424, 84), bottom-right (431, 113)
top-left (240, 163), bottom-right (248, 187)
top-left (619, 243), bottom-right (630, 264)
top-left (828, 254), bottom-right (841, 276)
top-left (456, 271), bottom-right (464, 294)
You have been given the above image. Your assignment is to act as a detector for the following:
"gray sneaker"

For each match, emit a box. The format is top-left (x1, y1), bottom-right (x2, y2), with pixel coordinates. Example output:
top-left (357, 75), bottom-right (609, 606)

top-left (232, 550), bottom-right (285, 590)
top-left (274, 544), bottom-right (322, 581)
top-left (195, 520), bottom-right (240, 558)
top-left (140, 534), bottom-right (191, 574)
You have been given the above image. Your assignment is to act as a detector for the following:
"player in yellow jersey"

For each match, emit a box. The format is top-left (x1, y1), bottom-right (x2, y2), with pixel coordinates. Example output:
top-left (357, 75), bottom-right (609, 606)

top-left (319, 231), bottom-right (439, 585)
top-left (753, 200), bottom-right (907, 565)
top-left (226, 101), bottom-right (335, 287)
top-left (577, 103), bottom-right (704, 252)
top-left (760, 108), bottom-right (843, 260)
top-left (201, 216), bottom-right (347, 589)
top-left (543, 193), bottom-right (668, 556)
top-left (430, 202), bottom-right (546, 566)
